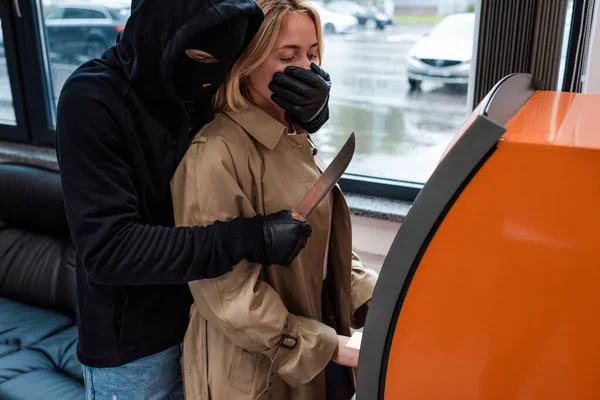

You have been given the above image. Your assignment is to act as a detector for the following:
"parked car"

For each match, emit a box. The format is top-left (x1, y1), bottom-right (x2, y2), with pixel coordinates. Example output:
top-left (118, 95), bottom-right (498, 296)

top-left (307, 1), bottom-right (359, 34)
top-left (406, 13), bottom-right (475, 91)
top-left (327, 0), bottom-right (393, 30)
top-left (44, 2), bottom-right (130, 63)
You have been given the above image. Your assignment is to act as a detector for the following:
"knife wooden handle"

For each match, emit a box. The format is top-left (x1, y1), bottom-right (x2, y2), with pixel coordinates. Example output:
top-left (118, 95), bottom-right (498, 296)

top-left (291, 212), bottom-right (307, 223)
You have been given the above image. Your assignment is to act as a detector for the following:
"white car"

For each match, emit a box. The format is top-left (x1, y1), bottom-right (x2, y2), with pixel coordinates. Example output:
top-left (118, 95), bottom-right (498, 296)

top-left (406, 13), bottom-right (475, 91)
top-left (307, 1), bottom-right (359, 34)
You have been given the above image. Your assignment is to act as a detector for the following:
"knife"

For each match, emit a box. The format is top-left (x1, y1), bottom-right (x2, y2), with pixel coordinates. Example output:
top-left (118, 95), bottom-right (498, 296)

top-left (291, 132), bottom-right (356, 222)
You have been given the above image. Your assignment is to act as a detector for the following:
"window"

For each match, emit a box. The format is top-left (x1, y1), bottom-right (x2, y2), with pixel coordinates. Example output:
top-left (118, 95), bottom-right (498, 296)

top-left (45, 8), bottom-right (65, 20)
top-left (309, 0), bottom-right (476, 185)
top-left (63, 8), bottom-right (107, 20)
top-left (558, 0), bottom-right (574, 87)
top-left (0, 18), bottom-right (16, 125)
top-left (108, 7), bottom-right (131, 21)
top-left (328, 1), bottom-right (365, 15)
top-left (41, 3), bottom-right (130, 108)
top-left (429, 13), bottom-right (474, 39)
top-left (0, 3), bottom-right (33, 143)
top-left (0, 0), bottom-right (581, 199)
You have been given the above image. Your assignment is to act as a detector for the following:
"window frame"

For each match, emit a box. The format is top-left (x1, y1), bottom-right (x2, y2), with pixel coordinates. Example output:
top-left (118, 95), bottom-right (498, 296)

top-left (0, 0), bottom-right (583, 202)
top-left (1, 0), bottom-right (55, 146)
top-left (0, 1), bottom-right (29, 141)
top-left (562, 0), bottom-right (585, 91)
top-left (339, 174), bottom-right (422, 201)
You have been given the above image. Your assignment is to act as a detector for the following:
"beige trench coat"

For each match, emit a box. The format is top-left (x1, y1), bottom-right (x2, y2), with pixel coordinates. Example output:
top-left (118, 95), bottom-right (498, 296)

top-left (171, 104), bottom-right (378, 399)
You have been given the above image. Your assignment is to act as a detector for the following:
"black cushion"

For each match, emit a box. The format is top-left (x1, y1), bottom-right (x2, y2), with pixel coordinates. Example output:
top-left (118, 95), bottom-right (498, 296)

top-left (0, 163), bottom-right (83, 398)
top-left (0, 164), bottom-right (69, 239)
top-left (0, 226), bottom-right (76, 315)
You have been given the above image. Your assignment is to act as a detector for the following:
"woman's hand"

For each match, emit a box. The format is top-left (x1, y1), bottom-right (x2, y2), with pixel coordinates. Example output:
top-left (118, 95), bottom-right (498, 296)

top-left (331, 335), bottom-right (359, 368)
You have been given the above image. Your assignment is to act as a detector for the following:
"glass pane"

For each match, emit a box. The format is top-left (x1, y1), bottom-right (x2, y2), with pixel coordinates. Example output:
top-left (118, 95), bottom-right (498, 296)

top-left (0, 18), bottom-right (16, 125)
top-left (41, 1), bottom-right (131, 108)
top-left (558, 0), bottom-right (574, 87)
top-left (309, 0), bottom-right (476, 183)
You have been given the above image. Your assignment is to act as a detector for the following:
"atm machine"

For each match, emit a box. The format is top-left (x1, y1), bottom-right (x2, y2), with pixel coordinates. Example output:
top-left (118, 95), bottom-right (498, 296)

top-left (356, 73), bottom-right (600, 399)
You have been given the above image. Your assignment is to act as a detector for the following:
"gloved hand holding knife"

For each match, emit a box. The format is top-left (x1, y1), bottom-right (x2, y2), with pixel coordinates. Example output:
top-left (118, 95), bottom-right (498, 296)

top-left (261, 131), bottom-right (355, 266)
top-left (263, 63), bottom-right (350, 270)
top-left (259, 63), bottom-right (332, 267)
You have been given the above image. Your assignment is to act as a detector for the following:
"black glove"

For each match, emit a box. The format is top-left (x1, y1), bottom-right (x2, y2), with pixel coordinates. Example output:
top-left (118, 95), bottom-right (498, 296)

top-left (269, 62), bottom-right (331, 133)
top-left (262, 210), bottom-right (312, 266)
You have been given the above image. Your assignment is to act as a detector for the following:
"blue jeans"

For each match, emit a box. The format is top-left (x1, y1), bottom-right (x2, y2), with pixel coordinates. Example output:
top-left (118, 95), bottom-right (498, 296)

top-left (82, 344), bottom-right (184, 400)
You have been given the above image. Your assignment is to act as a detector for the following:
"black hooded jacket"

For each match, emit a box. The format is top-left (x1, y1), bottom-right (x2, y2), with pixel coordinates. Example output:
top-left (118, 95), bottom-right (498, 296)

top-left (56, 0), bottom-right (263, 367)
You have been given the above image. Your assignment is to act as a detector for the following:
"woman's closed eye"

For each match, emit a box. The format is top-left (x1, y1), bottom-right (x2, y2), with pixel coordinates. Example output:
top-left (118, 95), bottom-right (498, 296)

top-left (278, 51), bottom-right (296, 62)
top-left (279, 53), bottom-right (318, 63)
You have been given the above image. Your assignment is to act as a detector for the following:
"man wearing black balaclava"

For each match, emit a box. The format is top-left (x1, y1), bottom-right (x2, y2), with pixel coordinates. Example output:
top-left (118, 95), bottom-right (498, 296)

top-left (55, 0), bottom-right (332, 398)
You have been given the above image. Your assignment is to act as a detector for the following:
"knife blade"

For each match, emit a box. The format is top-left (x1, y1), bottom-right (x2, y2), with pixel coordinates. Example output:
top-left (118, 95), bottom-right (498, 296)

top-left (291, 132), bottom-right (356, 222)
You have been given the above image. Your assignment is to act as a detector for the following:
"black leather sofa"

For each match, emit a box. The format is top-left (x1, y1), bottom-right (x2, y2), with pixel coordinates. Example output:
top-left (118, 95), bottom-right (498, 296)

top-left (0, 163), bottom-right (84, 399)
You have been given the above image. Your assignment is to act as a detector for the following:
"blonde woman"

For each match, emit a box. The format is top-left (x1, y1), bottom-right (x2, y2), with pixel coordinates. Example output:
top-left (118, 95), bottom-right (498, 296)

top-left (171, 1), bottom-right (378, 398)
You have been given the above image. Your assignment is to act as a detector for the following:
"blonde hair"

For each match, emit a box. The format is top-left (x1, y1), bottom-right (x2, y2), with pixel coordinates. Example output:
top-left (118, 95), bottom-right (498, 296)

top-left (213, 0), bottom-right (323, 112)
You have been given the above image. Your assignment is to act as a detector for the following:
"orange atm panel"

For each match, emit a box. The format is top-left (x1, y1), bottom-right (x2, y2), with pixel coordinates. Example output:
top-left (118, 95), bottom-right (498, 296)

top-left (357, 73), bottom-right (600, 399)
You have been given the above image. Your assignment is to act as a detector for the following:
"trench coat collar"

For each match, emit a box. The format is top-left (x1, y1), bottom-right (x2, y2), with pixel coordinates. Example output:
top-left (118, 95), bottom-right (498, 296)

top-left (225, 103), bottom-right (305, 150)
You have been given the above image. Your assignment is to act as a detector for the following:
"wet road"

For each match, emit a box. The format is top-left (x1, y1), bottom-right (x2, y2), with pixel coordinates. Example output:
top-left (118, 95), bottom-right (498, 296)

top-left (0, 23), bottom-right (469, 183)
top-left (316, 24), bottom-right (469, 183)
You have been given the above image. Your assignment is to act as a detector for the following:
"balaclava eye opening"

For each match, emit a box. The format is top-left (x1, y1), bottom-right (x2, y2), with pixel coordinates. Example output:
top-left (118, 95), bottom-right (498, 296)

top-left (173, 16), bottom-right (249, 103)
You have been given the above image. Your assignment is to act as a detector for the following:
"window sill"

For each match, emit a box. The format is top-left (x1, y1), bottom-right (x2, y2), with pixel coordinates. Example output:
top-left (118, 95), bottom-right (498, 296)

top-left (345, 193), bottom-right (410, 223)
top-left (0, 141), bottom-right (412, 222)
